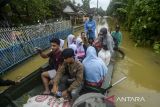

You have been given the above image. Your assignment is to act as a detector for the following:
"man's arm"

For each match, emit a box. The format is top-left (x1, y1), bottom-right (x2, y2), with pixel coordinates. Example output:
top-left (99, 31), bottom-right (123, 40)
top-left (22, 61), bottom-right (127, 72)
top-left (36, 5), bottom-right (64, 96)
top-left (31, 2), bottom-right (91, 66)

top-left (0, 78), bottom-right (16, 86)
top-left (67, 64), bottom-right (83, 92)
top-left (35, 48), bottom-right (49, 58)
top-left (53, 63), bottom-right (65, 84)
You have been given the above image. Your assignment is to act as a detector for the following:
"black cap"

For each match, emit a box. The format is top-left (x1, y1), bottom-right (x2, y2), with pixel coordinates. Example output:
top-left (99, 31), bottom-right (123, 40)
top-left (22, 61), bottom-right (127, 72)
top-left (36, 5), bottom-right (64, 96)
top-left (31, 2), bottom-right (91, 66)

top-left (62, 48), bottom-right (75, 59)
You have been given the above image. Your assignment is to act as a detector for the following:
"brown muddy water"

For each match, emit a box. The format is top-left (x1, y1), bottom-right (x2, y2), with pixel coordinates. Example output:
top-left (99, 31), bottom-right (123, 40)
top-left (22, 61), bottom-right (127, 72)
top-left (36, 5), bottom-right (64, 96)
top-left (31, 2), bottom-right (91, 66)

top-left (104, 18), bottom-right (160, 107)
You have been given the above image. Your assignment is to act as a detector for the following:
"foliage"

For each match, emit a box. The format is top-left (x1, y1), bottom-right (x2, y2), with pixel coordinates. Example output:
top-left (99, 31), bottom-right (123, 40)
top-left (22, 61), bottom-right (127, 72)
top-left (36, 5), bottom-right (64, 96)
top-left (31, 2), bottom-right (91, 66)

top-left (107, 0), bottom-right (160, 53)
top-left (81, 0), bottom-right (90, 12)
top-left (98, 7), bottom-right (106, 17)
top-left (0, 0), bottom-right (62, 26)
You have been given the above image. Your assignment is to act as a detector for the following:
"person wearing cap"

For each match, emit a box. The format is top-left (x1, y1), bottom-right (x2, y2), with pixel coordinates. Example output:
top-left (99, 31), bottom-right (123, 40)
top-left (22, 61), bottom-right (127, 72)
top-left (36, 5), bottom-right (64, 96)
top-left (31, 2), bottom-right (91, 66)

top-left (52, 48), bottom-right (83, 100)
top-left (111, 25), bottom-right (125, 58)
top-left (84, 15), bottom-right (96, 40)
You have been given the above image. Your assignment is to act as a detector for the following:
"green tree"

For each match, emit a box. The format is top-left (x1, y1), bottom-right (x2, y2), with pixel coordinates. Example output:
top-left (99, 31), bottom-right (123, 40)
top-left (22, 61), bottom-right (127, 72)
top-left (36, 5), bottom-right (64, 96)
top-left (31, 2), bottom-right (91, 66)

top-left (0, 0), bottom-right (62, 26)
top-left (81, 0), bottom-right (90, 12)
top-left (107, 0), bottom-right (160, 53)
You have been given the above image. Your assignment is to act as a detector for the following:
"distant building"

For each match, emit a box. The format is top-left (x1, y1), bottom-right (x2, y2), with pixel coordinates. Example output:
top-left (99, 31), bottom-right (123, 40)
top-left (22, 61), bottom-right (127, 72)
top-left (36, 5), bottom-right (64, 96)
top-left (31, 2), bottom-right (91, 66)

top-left (63, 3), bottom-right (87, 25)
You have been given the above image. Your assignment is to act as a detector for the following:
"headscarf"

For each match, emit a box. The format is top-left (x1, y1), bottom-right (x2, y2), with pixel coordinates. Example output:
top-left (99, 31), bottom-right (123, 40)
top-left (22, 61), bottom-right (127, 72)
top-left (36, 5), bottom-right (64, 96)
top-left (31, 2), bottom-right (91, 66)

top-left (99, 27), bottom-right (114, 54)
top-left (99, 27), bottom-right (108, 45)
top-left (82, 46), bottom-right (108, 83)
top-left (76, 37), bottom-right (85, 58)
top-left (60, 39), bottom-right (64, 50)
top-left (69, 43), bottom-right (77, 55)
top-left (67, 34), bottom-right (75, 46)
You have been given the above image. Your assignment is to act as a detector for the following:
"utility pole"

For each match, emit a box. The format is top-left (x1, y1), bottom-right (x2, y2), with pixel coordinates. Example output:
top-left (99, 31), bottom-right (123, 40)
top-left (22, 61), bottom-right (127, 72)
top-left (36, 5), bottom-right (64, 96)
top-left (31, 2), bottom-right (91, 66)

top-left (97, 0), bottom-right (98, 15)
top-left (96, 0), bottom-right (99, 37)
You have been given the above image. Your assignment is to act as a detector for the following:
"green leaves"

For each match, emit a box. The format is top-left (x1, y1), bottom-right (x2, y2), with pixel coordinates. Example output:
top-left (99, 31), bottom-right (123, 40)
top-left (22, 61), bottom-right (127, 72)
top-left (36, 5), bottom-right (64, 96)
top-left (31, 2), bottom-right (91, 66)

top-left (1, 0), bottom-right (62, 26)
top-left (107, 0), bottom-right (160, 53)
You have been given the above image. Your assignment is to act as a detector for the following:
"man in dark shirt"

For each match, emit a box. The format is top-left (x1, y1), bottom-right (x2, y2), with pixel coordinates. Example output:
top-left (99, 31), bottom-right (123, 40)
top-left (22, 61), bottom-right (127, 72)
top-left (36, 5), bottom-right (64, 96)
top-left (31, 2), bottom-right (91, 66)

top-left (36, 38), bottom-right (63, 94)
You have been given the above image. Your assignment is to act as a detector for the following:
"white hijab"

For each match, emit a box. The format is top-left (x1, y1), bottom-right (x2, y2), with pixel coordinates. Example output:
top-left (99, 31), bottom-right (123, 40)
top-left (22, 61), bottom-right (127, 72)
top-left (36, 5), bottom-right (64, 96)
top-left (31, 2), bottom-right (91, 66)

top-left (67, 34), bottom-right (75, 46)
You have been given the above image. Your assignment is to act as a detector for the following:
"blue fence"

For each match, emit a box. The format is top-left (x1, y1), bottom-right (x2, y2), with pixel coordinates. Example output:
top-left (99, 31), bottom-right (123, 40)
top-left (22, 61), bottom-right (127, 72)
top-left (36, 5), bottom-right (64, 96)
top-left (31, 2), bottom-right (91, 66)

top-left (0, 21), bottom-right (72, 74)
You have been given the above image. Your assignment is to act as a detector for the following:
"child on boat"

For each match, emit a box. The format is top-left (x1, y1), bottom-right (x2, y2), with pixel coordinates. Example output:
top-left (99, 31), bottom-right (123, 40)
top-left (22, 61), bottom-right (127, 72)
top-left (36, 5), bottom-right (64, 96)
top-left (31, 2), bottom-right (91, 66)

top-left (75, 37), bottom-right (86, 61)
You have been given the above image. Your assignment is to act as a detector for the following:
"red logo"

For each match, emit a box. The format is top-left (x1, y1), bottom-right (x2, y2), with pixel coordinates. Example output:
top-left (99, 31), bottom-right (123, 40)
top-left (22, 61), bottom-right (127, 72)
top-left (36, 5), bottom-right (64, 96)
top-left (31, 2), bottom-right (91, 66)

top-left (104, 95), bottom-right (115, 104)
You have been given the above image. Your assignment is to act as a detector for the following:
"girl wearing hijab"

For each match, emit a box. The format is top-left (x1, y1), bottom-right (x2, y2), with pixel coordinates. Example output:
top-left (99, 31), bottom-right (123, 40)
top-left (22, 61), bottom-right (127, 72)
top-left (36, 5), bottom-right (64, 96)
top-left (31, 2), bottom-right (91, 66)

top-left (68, 34), bottom-right (77, 54)
top-left (75, 37), bottom-right (86, 61)
top-left (67, 34), bottom-right (75, 46)
top-left (82, 46), bottom-right (108, 87)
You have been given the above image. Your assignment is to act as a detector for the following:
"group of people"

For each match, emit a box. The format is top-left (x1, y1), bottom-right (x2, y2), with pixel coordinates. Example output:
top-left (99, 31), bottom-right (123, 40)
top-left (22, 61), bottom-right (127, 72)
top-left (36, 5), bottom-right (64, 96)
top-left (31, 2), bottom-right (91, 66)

top-left (0, 16), bottom-right (124, 103)
top-left (36, 21), bottom-right (124, 101)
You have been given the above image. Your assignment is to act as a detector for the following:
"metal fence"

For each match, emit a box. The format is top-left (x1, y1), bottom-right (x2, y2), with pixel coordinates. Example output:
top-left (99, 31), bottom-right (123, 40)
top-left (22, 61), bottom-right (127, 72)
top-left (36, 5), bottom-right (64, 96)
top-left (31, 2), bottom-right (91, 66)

top-left (0, 20), bottom-right (72, 74)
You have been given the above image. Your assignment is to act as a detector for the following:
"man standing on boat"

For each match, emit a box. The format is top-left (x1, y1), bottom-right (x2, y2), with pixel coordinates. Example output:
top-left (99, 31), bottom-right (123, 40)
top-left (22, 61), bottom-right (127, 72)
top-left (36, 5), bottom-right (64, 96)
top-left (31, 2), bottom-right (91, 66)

top-left (84, 15), bottom-right (96, 40)
top-left (36, 38), bottom-right (63, 95)
top-left (52, 48), bottom-right (83, 100)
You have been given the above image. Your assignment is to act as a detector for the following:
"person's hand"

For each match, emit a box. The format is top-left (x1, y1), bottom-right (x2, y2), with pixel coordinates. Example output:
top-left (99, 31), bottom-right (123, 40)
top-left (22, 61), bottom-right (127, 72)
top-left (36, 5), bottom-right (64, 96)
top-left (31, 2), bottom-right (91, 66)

top-left (14, 80), bottom-right (21, 85)
top-left (49, 79), bottom-right (54, 85)
top-left (35, 47), bottom-right (42, 53)
top-left (62, 90), bottom-right (69, 98)
top-left (51, 84), bottom-right (58, 94)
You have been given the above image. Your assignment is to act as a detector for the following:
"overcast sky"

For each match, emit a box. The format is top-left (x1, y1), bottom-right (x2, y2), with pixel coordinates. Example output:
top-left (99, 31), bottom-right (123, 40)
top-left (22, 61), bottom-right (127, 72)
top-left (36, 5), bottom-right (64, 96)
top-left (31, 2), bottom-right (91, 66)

top-left (74, 0), bottom-right (111, 10)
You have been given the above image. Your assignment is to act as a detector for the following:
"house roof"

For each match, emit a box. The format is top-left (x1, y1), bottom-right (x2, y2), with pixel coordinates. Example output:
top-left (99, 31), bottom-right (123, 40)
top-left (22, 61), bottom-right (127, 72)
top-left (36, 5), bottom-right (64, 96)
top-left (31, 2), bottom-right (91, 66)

top-left (63, 3), bottom-right (87, 15)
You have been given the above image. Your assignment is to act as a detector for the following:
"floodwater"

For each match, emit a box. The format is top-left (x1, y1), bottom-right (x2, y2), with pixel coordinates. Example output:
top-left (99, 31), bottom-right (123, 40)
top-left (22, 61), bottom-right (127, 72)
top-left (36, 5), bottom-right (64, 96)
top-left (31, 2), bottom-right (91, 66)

top-left (6, 18), bottom-right (160, 107)
top-left (98, 18), bottom-right (160, 107)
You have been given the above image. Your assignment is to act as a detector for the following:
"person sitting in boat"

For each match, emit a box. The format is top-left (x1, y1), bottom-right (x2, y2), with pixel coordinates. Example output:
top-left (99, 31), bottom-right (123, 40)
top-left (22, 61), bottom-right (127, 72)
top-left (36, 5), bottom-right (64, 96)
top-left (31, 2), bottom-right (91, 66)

top-left (82, 46), bottom-right (108, 88)
top-left (36, 38), bottom-right (63, 95)
top-left (98, 44), bottom-right (111, 66)
top-left (80, 32), bottom-right (88, 47)
top-left (67, 34), bottom-right (75, 47)
top-left (68, 35), bottom-right (77, 54)
top-left (93, 27), bottom-right (114, 55)
top-left (75, 37), bottom-right (87, 61)
top-left (52, 48), bottom-right (83, 100)
top-left (93, 33), bottom-right (103, 52)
